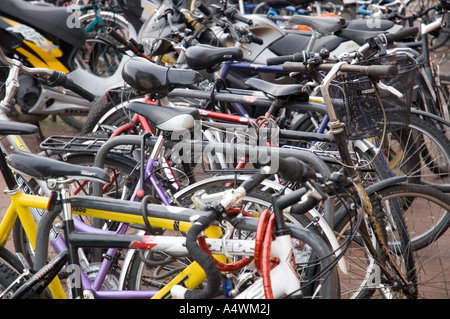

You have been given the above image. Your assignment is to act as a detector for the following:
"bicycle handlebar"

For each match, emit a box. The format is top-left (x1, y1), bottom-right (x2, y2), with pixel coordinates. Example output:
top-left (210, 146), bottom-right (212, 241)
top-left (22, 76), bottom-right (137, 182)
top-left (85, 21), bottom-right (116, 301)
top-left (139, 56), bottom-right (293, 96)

top-left (282, 62), bottom-right (398, 78)
top-left (225, 5), bottom-right (253, 26)
top-left (385, 27), bottom-right (419, 43)
top-left (47, 71), bottom-right (96, 102)
top-left (0, 47), bottom-right (95, 102)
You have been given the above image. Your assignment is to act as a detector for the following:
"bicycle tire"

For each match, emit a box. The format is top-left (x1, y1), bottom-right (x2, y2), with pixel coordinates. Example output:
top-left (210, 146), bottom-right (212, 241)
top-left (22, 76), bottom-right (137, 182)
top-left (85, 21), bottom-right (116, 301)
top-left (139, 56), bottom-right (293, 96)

top-left (360, 183), bottom-right (450, 298)
top-left (382, 116), bottom-right (450, 187)
top-left (0, 246), bottom-right (45, 299)
top-left (334, 183), bottom-right (418, 299)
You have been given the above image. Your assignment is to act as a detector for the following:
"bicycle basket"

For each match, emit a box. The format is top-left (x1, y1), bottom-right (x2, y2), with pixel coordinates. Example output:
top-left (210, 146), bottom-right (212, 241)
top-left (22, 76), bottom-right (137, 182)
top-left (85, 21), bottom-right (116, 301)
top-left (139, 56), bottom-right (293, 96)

top-left (329, 53), bottom-right (418, 140)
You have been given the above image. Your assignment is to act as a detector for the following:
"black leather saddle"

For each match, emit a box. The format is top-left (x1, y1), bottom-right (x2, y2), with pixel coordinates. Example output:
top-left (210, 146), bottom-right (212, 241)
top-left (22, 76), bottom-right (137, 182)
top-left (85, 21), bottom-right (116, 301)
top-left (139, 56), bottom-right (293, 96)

top-left (185, 44), bottom-right (244, 70)
top-left (245, 78), bottom-right (303, 97)
top-left (335, 28), bottom-right (387, 45)
top-left (122, 57), bottom-right (204, 94)
top-left (1, 0), bottom-right (86, 48)
top-left (7, 152), bottom-right (110, 183)
top-left (126, 101), bottom-right (200, 132)
top-left (288, 15), bottom-right (346, 35)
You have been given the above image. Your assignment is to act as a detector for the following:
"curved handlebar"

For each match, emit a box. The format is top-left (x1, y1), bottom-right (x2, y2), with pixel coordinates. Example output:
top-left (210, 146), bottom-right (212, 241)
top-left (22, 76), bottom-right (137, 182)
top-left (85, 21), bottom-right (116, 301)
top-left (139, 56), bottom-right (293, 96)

top-left (0, 47), bottom-right (95, 102)
top-left (283, 62), bottom-right (398, 78)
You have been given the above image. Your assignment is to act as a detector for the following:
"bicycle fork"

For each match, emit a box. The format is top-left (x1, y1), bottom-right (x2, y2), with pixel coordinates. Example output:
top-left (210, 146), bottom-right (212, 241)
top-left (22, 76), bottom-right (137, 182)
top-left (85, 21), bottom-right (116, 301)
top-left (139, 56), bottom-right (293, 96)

top-left (320, 63), bottom-right (416, 296)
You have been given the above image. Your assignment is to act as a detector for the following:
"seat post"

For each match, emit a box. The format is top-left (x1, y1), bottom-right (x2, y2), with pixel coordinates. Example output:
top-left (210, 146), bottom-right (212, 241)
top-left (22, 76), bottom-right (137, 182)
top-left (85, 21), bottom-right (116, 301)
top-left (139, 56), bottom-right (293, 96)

top-left (0, 150), bottom-right (19, 192)
top-left (55, 180), bottom-right (82, 299)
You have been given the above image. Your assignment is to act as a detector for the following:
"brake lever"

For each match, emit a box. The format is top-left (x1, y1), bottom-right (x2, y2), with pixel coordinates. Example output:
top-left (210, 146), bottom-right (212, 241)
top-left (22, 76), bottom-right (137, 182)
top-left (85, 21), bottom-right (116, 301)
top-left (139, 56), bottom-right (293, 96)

top-left (377, 81), bottom-right (403, 98)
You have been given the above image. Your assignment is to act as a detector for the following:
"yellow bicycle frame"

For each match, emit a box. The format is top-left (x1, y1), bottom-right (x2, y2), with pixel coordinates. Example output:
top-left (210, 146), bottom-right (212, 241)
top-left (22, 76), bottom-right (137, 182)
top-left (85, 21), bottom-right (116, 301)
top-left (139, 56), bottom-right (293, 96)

top-left (0, 188), bottom-right (224, 299)
top-left (0, 190), bottom-right (67, 299)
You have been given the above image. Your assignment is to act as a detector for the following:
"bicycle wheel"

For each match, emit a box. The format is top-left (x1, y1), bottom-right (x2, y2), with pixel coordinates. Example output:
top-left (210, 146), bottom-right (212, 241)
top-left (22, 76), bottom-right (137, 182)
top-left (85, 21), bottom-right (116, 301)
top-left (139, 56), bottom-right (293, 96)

top-left (379, 115), bottom-right (450, 187)
top-left (369, 183), bottom-right (450, 298)
top-left (60, 31), bottom-right (125, 130)
top-left (334, 183), bottom-right (417, 299)
top-left (0, 246), bottom-right (45, 299)
top-left (81, 89), bottom-right (144, 135)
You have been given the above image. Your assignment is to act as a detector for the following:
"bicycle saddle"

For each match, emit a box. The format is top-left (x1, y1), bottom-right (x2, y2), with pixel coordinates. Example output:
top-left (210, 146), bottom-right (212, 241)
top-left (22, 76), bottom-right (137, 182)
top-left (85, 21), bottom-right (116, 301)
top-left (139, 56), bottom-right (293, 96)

top-left (185, 45), bottom-right (244, 70)
top-left (0, 121), bottom-right (38, 135)
top-left (288, 15), bottom-right (346, 35)
top-left (345, 19), bottom-right (395, 32)
top-left (245, 78), bottom-right (302, 97)
top-left (126, 102), bottom-right (200, 132)
top-left (122, 57), bottom-right (204, 94)
top-left (335, 28), bottom-right (388, 45)
top-left (1, 0), bottom-right (86, 48)
top-left (7, 152), bottom-right (111, 184)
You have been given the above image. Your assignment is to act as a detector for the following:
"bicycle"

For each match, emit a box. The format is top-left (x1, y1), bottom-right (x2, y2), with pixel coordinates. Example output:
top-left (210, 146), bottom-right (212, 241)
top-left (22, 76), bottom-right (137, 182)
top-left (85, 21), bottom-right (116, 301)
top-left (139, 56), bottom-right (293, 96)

top-left (74, 53), bottom-right (426, 298)
top-left (0, 131), bottom-right (341, 299)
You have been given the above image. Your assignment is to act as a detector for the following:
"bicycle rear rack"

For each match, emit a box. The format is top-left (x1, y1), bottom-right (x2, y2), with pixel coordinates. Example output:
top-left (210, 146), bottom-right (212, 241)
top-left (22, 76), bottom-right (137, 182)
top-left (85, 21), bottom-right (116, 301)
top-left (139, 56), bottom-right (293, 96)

top-left (40, 135), bottom-right (134, 156)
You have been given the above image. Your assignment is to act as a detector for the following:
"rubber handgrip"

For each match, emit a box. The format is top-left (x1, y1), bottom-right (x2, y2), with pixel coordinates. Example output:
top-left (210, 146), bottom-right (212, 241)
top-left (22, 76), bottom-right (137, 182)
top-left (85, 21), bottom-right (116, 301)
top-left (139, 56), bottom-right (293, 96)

top-left (107, 27), bottom-right (128, 46)
top-left (194, 0), bottom-right (213, 17)
top-left (277, 157), bottom-right (316, 183)
top-left (365, 64), bottom-right (399, 78)
top-left (233, 11), bottom-right (253, 25)
top-left (385, 27), bottom-right (418, 43)
top-left (282, 61), bottom-right (307, 72)
top-left (267, 53), bottom-right (304, 65)
top-left (48, 71), bottom-right (96, 102)
top-left (63, 78), bottom-right (96, 102)
top-left (290, 197), bottom-right (320, 215)
top-left (250, 34), bottom-right (263, 45)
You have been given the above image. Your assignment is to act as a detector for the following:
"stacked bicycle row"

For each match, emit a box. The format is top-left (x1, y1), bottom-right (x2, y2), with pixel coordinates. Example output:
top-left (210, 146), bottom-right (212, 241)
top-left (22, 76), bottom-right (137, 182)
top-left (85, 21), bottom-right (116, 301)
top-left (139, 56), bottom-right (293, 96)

top-left (0, 0), bottom-right (448, 299)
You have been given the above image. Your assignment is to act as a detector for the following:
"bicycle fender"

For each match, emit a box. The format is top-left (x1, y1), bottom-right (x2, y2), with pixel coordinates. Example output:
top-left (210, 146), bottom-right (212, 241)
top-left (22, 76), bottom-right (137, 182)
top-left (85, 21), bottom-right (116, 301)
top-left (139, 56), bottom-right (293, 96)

top-left (363, 175), bottom-right (408, 196)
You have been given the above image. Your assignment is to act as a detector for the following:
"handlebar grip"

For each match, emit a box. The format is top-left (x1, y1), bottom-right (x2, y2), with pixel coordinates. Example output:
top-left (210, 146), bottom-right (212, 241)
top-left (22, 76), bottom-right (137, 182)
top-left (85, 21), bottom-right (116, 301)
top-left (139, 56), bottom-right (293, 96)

top-left (250, 34), bottom-right (263, 45)
top-left (63, 78), bottom-right (96, 102)
top-left (267, 53), bottom-right (304, 65)
top-left (385, 27), bottom-right (418, 43)
top-left (364, 65), bottom-right (399, 78)
top-left (338, 64), bottom-right (399, 78)
top-left (48, 71), bottom-right (96, 102)
top-left (194, 0), bottom-right (213, 18)
top-left (283, 62), bottom-right (398, 78)
top-left (107, 27), bottom-right (128, 46)
top-left (277, 157), bottom-right (317, 183)
top-left (232, 11), bottom-right (253, 26)
top-left (282, 61), bottom-right (307, 72)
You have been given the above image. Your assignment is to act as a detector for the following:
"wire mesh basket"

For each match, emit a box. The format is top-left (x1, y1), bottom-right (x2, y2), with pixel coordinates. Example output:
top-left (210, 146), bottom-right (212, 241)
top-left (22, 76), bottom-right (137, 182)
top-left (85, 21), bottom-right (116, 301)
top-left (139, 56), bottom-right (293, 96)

top-left (329, 53), bottom-right (418, 140)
